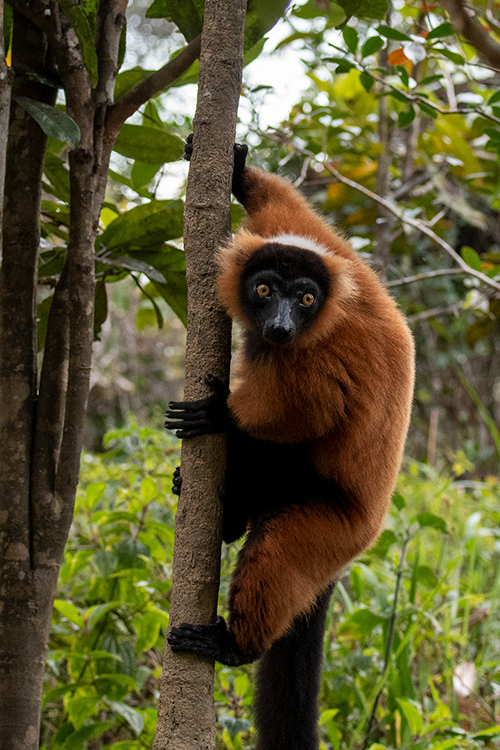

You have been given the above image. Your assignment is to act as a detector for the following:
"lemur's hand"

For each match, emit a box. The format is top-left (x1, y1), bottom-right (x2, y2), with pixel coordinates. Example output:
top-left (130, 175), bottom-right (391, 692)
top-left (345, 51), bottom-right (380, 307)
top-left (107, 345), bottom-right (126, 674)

top-left (164, 374), bottom-right (230, 439)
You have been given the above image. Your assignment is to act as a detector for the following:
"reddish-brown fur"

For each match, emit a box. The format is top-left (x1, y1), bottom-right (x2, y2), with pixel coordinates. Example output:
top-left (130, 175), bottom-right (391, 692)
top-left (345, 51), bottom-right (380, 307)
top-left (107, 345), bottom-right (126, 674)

top-left (218, 167), bottom-right (415, 656)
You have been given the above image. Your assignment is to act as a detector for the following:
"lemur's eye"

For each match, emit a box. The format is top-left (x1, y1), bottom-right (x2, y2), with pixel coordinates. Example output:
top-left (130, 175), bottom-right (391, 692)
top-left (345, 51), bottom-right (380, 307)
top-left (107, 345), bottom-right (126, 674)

top-left (257, 284), bottom-right (270, 297)
top-left (302, 293), bottom-right (315, 306)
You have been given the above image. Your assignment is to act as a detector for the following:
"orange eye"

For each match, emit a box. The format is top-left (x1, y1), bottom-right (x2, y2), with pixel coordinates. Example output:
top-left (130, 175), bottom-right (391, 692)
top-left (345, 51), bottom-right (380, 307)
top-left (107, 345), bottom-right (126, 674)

top-left (302, 293), bottom-right (315, 306)
top-left (257, 284), bottom-right (270, 297)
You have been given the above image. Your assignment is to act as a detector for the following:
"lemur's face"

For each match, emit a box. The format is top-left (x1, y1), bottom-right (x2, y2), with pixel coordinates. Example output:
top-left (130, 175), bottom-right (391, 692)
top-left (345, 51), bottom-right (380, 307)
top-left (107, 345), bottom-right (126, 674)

top-left (239, 244), bottom-right (330, 345)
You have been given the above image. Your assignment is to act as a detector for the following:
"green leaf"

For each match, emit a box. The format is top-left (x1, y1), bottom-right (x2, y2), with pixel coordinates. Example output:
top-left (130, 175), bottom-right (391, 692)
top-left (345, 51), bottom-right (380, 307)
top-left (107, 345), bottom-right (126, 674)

top-left (398, 107), bottom-right (415, 127)
top-left (338, 0), bottom-right (388, 21)
top-left (14, 97), bottom-right (80, 148)
top-left (44, 153), bottom-right (71, 203)
top-left (377, 25), bottom-right (412, 41)
top-left (85, 483), bottom-right (106, 508)
top-left (131, 161), bottom-right (162, 191)
top-left (412, 512), bottom-right (447, 533)
top-left (53, 600), bottom-right (84, 627)
top-left (114, 67), bottom-right (154, 101)
top-left (145, 0), bottom-right (203, 41)
top-left (244, 0), bottom-right (290, 51)
top-left (63, 722), bottom-right (113, 750)
top-left (361, 35), bottom-right (384, 57)
top-left (99, 200), bottom-right (184, 250)
top-left (58, 0), bottom-right (99, 87)
top-left (435, 47), bottom-right (464, 64)
top-left (343, 26), bottom-right (358, 54)
top-left (134, 611), bottom-right (162, 653)
top-left (107, 701), bottom-right (144, 735)
top-left (141, 476), bottom-right (156, 503)
top-left (396, 698), bottom-right (423, 736)
top-left (392, 491), bottom-right (405, 510)
top-left (219, 715), bottom-right (251, 741)
top-left (66, 695), bottom-right (100, 730)
top-left (114, 124), bottom-right (184, 164)
top-left (86, 601), bottom-right (122, 629)
top-left (488, 90), bottom-right (500, 106)
top-left (415, 565), bottom-right (437, 587)
top-left (360, 72), bottom-right (374, 92)
top-left (99, 254), bottom-right (167, 283)
top-left (461, 245), bottom-right (482, 272)
top-left (370, 529), bottom-right (398, 557)
top-left (94, 550), bottom-right (118, 578)
top-left (426, 22), bottom-right (454, 40)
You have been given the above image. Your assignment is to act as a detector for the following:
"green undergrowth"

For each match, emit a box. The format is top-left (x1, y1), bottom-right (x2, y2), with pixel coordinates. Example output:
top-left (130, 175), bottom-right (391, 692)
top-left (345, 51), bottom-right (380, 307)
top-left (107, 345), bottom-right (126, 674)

top-left (41, 425), bottom-right (500, 750)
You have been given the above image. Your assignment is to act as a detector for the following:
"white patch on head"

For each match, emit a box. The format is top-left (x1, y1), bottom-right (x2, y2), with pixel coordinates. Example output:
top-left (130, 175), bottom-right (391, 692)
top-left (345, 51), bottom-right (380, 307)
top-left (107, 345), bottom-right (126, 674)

top-left (269, 233), bottom-right (331, 257)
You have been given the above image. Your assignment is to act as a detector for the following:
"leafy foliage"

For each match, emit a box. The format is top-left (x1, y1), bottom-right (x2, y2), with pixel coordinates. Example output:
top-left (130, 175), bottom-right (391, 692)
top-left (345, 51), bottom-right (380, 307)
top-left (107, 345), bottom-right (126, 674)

top-left (42, 429), bottom-right (500, 748)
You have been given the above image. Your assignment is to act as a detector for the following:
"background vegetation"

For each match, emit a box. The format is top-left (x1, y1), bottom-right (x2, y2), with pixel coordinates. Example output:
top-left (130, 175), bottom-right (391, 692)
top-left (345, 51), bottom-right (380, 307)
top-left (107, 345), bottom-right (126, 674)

top-left (4, 0), bottom-right (500, 746)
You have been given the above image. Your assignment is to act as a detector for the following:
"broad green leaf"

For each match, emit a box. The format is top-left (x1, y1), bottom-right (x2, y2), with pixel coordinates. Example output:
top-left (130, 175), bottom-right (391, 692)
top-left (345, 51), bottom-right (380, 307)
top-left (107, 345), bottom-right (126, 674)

top-left (99, 200), bottom-right (184, 249)
top-left (53, 600), bottom-right (84, 627)
top-left (361, 35), bottom-right (384, 57)
top-left (145, 0), bottom-right (203, 41)
top-left (294, 0), bottom-right (345, 24)
top-left (85, 483), bottom-right (106, 508)
top-left (392, 491), bottom-right (405, 510)
top-left (141, 476), bottom-right (156, 503)
top-left (415, 565), bottom-right (437, 587)
top-left (244, 0), bottom-right (290, 51)
top-left (396, 698), bottom-right (423, 736)
top-left (114, 67), bottom-right (154, 101)
top-left (44, 153), bottom-right (71, 203)
top-left (398, 107), bottom-right (415, 127)
top-left (370, 529), bottom-right (398, 557)
top-left (411, 512), bottom-right (447, 533)
top-left (343, 26), bottom-right (358, 54)
top-left (94, 550), bottom-right (118, 577)
top-left (134, 611), bottom-right (161, 652)
top-left (461, 245), bottom-right (482, 272)
top-left (377, 25), bottom-right (412, 41)
top-left (435, 47), bottom-right (464, 64)
top-left (219, 715), bottom-right (251, 741)
top-left (426, 22), bottom-right (454, 40)
top-left (99, 254), bottom-right (167, 283)
top-left (65, 695), bottom-right (100, 730)
top-left (58, 0), bottom-right (99, 87)
top-left (15, 97), bottom-right (80, 148)
top-left (488, 90), bottom-right (500, 106)
top-left (338, 0), bottom-right (388, 20)
top-left (131, 161), bottom-right (162, 190)
top-left (86, 601), bottom-right (122, 629)
top-left (62, 722), bottom-right (112, 750)
top-left (107, 701), bottom-right (144, 735)
top-left (114, 124), bottom-right (183, 164)
top-left (360, 72), bottom-right (374, 92)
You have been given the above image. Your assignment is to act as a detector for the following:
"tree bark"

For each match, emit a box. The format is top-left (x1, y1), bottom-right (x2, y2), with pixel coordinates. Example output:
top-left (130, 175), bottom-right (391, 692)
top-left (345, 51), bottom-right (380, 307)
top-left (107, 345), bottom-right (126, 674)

top-left (0, 0), bottom-right (11, 249)
top-left (0, 14), bottom-right (59, 748)
top-left (152, 1), bottom-right (246, 748)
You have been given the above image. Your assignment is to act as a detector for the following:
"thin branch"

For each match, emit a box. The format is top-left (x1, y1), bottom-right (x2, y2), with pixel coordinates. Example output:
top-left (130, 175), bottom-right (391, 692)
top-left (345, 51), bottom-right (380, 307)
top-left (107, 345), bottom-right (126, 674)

top-left (387, 268), bottom-right (465, 287)
top-left (407, 302), bottom-right (463, 322)
top-left (442, 0), bottom-right (500, 69)
top-left (319, 159), bottom-right (500, 293)
top-left (105, 34), bottom-right (201, 138)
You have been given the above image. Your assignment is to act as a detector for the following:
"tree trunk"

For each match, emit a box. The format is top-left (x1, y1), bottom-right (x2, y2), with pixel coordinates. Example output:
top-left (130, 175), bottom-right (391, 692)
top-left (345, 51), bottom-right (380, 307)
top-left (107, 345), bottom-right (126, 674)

top-left (153, 1), bottom-right (246, 748)
top-left (0, 15), bottom-right (60, 748)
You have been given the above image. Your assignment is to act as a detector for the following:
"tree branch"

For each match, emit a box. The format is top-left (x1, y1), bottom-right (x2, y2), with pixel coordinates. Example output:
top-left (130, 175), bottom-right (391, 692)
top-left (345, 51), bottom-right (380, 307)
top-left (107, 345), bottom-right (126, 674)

top-left (442, 0), bottom-right (500, 69)
top-left (387, 268), bottom-right (465, 287)
top-left (320, 159), bottom-right (500, 293)
top-left (105, 34), bottom-right (201, 139)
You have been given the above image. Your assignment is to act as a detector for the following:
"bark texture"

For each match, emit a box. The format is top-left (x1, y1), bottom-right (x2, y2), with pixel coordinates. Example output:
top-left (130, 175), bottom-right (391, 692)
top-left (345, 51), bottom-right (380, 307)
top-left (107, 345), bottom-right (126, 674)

top-left (0, 16), bottom-right (59, 747)
top-left (152, 1), bottom-right (246, 748)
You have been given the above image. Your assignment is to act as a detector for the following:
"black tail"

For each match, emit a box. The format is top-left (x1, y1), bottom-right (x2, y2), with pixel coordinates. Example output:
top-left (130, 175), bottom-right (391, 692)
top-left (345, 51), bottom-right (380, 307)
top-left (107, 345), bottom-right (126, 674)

top-left (254, 584), bottom-right (334, 750)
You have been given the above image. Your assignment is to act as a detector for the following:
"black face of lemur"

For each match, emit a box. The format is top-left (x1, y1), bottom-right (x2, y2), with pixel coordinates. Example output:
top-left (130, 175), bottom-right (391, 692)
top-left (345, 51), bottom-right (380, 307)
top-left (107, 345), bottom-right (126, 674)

top-left (239, 243), bottom-right (330, 345)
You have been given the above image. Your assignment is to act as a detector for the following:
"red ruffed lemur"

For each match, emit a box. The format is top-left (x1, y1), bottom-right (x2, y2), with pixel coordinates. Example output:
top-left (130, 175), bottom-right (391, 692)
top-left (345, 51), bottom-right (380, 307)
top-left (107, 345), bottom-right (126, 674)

top-left (165, 140), bottom-right (415, 750)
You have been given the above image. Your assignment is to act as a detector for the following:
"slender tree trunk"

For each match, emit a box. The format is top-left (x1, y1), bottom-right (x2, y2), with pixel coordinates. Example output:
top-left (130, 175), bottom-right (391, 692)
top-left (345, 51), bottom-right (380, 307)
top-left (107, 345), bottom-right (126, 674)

top-left (153, 1), bottom-right (246, 748)
top-left (0, 0), bottom-right (11, 247)
top-left (0, 15), bottom-right (61, 748)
